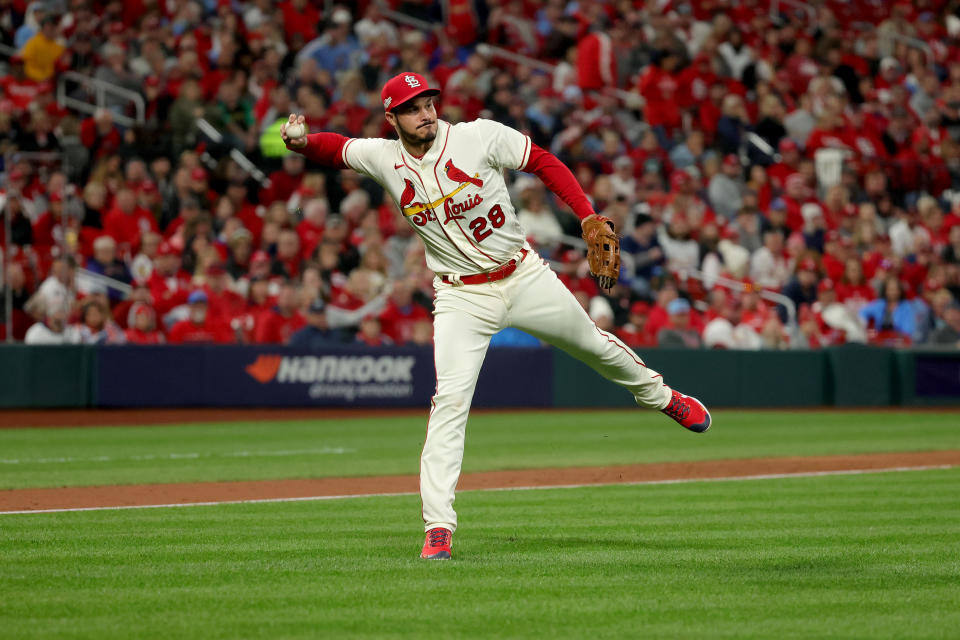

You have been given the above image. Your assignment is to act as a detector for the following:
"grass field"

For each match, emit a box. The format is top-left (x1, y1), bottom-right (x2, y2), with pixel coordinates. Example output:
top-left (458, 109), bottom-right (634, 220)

top-left (1, 409), bottom-right (959, 638)
top-left (1, 410), bottom-right (959, 489)
top-left (2, 469), bottom-right (959, 638)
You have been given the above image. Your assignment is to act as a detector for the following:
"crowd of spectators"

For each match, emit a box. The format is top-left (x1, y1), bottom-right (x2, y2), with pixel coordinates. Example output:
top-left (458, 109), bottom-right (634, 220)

top-left (2, 0), bottom-right (960, 350)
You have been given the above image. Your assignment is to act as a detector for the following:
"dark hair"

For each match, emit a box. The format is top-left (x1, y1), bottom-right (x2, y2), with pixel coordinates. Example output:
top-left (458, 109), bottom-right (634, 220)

top-left (882, 276), bottom-right (904, 303)
top-left (82, 299), bottom-right (107, 329)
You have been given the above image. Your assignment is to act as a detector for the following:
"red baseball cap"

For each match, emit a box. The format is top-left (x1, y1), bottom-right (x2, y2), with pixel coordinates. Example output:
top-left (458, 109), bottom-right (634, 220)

top-left (912, 127), bottom-right (932, 146)
top-left (798, 258), bottom-right (818, 272)
top-left (380, 72), bottom-right (439, 112)
top-left (785, 173), bottom-right (805, 190)
top-left (190, 167), bottom-right (207, 181)
top-left (779, 137), bottom-right (798, 153)
top-left (630, 301), bottom-right (650, 316)
top-left (669, 169), bottom-right (691, 190)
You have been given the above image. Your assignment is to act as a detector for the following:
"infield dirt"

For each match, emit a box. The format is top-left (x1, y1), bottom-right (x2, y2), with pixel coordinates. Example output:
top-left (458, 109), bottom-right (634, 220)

top-left (2, 449), bottom-right (957, 512)
top-left (3, 406), bottom-right (956, 428)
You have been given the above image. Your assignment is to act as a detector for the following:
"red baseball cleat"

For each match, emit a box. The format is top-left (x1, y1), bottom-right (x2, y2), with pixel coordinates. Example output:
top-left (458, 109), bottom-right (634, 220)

top-left (421, 527), bottom-right (452, 559)
top-left (661, 389), bottom-right (712, 433)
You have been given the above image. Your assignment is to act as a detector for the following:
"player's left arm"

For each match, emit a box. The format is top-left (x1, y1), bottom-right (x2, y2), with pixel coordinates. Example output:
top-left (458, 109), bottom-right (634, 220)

top-left (520, 144), bottom-right (596, 222)
top-left (477, 119), bottom-right (599, 222)
top-left (479, 119), bottom-right (619, 287)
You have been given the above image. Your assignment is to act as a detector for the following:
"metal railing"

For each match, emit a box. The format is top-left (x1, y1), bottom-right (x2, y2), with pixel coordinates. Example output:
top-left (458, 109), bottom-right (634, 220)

top-left (56, 71), bottom-right (146, 128)
top-left (195, 118), bottom-right (272, 188)
top-left (474, 43), bottom-right (556, 73)
top-left (377, 3), bottom-right (434, 31)
top-left (3, 150), bottom-right (66, 204)
top-left (4, 150), bottom-right (62, 167)
top-left (377, 6), bottom-right (641, 108)
top-left (681, 267), bottom-right (798, 332)
top-left (544, 247), bottom-right (798, 328)
top-left (870, 25), bottom-right (934, 67)
top-left (2, 194), bottom-right (12, 343)
top-left (75, 268), bottom-right (132, 297)
top-left (769, 0), bottom-right (817, 30)
top-left (474, 42), bottom-right (641, 106)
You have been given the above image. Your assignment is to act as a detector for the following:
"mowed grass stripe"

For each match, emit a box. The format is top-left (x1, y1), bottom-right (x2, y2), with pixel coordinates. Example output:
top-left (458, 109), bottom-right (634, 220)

top-left (1, 410), bottom-right (958, 489)
top-left (1, 468), bottom-right (958, 639)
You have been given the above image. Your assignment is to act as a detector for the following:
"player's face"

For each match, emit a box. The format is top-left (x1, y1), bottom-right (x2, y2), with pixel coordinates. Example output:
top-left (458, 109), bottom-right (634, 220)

top-left (389, 96), bottom-right (437, 145)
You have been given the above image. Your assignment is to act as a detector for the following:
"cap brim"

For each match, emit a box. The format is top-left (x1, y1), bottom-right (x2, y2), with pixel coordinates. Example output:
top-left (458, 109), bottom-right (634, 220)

top-left (389, 88), bottom-right (441, 112)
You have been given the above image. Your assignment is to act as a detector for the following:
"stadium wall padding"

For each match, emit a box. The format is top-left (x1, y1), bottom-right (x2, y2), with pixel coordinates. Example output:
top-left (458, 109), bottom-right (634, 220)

top-left (1, 345), bottom-right (959, 409)
top-left (551, 348), bottom-right (830, 408)
top-left (827, 345), bottom-right (899, 407)
top-left (0, 345), bottom-right (93, 408)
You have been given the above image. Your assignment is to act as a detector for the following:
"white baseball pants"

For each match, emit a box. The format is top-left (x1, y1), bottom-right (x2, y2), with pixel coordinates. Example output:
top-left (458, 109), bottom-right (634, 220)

top-left (421, 253), bottom-right (673, 532)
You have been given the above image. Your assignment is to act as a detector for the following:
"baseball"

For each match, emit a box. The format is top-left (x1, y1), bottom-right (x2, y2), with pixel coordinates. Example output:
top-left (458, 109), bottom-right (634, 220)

top-left (286, 123), bottom-right (306, 139)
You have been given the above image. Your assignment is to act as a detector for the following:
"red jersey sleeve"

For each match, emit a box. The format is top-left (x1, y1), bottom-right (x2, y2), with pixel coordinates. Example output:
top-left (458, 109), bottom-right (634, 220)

top-left (522, 144), bottom-right (595, 220)
top-left (287, 132), bottom-right (350, 169)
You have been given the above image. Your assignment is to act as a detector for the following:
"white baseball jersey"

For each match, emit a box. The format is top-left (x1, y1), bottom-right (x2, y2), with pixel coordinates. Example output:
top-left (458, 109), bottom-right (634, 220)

top-left (289, 111), bottom-right (691, 544)
top-left (341, 119), bottom-right (532, 275)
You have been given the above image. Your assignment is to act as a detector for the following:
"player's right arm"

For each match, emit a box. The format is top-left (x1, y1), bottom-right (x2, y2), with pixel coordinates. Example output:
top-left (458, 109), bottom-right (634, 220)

top-left (280, 113), bottom-right (385, 178)
top-left (280, 113), bottom-right (349, 169)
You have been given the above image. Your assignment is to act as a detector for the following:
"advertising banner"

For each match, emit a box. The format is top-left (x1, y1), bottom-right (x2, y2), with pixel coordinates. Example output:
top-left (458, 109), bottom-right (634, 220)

top-left (97, 345), bottom-right (433, 408)
top-left (475, 347), bottom-right (552, 408)
top-left (913, 354), bottom-right (960, 398)
top-left (95, 345), bottom-right (553, 408)
top-left (212, 346), bottom-right (432, 407)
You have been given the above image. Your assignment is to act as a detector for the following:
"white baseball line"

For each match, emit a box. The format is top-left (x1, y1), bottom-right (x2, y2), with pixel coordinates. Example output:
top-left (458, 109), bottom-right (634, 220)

top-left (0, 447), bottom-right (354, 465)
top-left (0, 463), bottom-right (953, 516)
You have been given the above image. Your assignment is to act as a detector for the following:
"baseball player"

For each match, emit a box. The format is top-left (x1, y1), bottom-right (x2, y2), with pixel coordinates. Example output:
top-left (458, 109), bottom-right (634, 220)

top-left (281, 72), bottom-right (711, 560)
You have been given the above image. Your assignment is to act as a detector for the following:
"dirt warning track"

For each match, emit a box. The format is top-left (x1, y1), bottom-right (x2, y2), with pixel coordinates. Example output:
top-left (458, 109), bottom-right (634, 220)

top-left (2, 450), bottom-right (957, 513)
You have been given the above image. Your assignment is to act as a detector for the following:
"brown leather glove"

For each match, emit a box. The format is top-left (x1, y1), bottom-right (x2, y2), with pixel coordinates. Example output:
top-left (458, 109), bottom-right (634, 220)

top-left (581, 214), bottom-right (620, 290)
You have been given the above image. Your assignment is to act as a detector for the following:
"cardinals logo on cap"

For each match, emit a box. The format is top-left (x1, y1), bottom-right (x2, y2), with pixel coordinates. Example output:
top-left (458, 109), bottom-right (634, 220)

top-left (444, 159), bottom-right (483, 188)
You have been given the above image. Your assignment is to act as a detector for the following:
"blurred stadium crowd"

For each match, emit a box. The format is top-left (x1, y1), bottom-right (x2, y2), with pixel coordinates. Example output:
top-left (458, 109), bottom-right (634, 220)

top-left (2, 0), bottom-right (960, 349)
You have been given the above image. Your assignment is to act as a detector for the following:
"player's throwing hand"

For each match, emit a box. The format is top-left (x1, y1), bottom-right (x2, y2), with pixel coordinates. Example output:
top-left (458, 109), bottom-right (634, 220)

top-left (280, 113), bottom-right (308, 149)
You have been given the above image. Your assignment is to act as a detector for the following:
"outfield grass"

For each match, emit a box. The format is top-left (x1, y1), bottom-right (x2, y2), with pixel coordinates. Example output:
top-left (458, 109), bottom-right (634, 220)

top-left (1, 468), bottom-right (958, 639)
top-left (0, 410), bottom-right (958, 489)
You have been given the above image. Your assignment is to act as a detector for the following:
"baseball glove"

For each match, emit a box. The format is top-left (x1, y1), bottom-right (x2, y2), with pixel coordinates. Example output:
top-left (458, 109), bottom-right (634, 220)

top-left (581, 214), bottom-right (620, 290)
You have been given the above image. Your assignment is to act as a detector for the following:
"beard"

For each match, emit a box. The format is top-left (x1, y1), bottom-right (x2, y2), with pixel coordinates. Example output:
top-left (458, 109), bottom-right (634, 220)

top-left (399, 121), bottom-right (437, 145)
